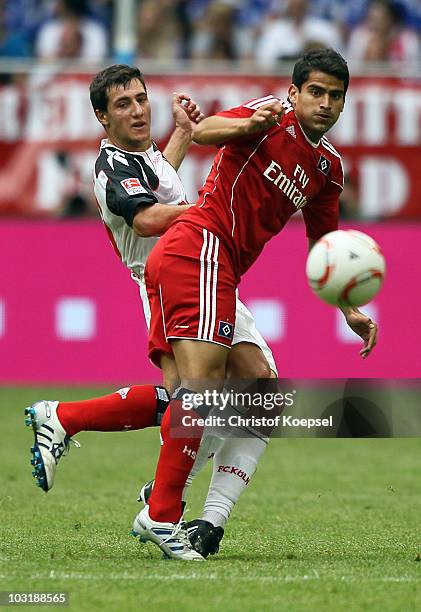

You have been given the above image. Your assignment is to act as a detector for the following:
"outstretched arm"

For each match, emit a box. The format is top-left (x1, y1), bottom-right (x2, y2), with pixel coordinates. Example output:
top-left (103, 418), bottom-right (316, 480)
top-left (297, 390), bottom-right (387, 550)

top-left (193, 100), bottom-right (284, 146)
top-left (308, 238), bottom-right (378, 358)
top-left (163, 92), bottom-right (204, 170)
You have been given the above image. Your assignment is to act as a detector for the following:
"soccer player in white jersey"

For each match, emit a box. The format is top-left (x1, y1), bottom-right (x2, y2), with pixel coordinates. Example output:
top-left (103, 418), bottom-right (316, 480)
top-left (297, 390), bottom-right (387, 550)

top-left (25, 65), bottom-right (278, 560)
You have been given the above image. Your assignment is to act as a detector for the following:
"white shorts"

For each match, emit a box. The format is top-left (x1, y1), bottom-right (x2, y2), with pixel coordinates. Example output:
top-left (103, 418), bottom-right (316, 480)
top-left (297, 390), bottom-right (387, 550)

top-left (137, 279), bottom-right (278, 376)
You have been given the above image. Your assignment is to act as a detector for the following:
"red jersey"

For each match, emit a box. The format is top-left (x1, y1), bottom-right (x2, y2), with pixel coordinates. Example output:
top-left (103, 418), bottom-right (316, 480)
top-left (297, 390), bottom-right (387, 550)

top-left (180, 96), bottom-right (343, 278)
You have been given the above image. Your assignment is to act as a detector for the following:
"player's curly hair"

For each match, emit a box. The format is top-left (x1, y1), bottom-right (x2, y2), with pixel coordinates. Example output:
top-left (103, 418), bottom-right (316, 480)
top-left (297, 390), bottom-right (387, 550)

top-left (292, 49), bottom-right (349, 96)
top-left (90, 65), bottom-right (147, 112)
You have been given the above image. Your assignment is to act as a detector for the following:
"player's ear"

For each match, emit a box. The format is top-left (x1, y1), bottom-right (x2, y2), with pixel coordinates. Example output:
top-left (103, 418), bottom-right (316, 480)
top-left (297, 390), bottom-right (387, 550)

top-left (95, 109), bottom-right (109, 128)
top-left (288, 84), bottom-right (299, 105)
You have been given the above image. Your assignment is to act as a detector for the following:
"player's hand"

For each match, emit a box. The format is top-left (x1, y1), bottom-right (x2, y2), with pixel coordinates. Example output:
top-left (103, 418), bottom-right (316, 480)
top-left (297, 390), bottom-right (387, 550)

top-left (172, 92), bottom-right (205, 136)
top-left (343, 307), bottom-right (378, 359)
top-left (246, 101), bottom-right (284, 134)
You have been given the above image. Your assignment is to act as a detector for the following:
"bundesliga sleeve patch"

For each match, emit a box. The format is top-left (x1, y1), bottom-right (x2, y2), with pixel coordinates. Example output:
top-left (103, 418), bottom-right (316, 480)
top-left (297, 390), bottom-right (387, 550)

top-left (217, 320), bottom-right (234, 339)
top-left (317, 156), bottom-right (331, 176)
top-left (120, 177), bottom-right (148, 196)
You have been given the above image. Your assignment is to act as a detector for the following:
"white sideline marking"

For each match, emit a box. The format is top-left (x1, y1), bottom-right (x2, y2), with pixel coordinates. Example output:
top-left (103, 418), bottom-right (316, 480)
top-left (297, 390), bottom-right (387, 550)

top-left (28, 571), bottom-right (421, 584)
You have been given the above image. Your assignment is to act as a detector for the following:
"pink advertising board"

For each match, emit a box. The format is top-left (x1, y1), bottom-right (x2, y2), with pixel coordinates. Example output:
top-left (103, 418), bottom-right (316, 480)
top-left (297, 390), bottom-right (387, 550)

top-left (1, 220), bottom-right (419, 384)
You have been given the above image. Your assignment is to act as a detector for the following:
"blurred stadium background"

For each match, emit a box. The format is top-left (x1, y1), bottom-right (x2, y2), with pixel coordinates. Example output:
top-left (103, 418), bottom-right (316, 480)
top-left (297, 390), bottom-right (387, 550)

top-left (1, 0), bottom-right (421, 385)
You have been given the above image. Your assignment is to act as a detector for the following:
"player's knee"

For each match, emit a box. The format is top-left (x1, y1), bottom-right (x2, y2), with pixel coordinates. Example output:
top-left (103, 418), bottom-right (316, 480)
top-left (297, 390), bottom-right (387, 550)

top-left (228, 350), bottom-right (272, 379)
top-left (250, 360), bottom-right (272, 379)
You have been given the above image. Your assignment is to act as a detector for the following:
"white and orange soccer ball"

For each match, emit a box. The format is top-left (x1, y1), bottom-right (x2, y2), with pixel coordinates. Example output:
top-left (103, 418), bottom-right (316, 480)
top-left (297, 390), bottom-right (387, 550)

top-left (306, 230), bottom-right (385, 307)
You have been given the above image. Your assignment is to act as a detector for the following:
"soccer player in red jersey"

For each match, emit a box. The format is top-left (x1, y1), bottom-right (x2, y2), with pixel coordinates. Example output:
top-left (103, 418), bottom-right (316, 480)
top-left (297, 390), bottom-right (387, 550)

top-left (133, 49), bottom-right (378, 556)
top-left (26, 65), bottom-right (278, 560)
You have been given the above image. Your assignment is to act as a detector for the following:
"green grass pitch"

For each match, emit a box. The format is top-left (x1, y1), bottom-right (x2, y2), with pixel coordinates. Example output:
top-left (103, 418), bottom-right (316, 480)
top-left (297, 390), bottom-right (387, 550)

top-left (1, 386), bottom-right (421, 611)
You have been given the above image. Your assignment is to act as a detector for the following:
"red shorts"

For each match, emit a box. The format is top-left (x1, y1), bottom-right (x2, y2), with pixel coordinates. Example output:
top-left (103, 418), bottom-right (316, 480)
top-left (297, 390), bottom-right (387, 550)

top-left (145, 222), bottom-right (237, 367)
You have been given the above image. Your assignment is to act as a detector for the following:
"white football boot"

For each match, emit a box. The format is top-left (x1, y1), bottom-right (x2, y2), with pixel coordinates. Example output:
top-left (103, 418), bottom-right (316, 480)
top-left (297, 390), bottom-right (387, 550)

top-left (132, 505), bottom-right (205, 561)
top-left (137, 480), bottom-right (223, 557)
top-left (24, 400), bottom-right (80, 492)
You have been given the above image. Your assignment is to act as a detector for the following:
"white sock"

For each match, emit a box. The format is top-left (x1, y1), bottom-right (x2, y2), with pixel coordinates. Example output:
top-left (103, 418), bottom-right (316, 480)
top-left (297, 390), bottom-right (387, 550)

top-left (181, 430), bottom-right (224, 503)
top-left (201, 435), bottom-right (268, 527)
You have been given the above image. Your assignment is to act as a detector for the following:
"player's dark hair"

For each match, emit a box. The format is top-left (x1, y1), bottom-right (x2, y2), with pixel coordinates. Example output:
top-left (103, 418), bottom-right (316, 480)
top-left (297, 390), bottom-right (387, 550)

top-left (292, 49), bottom-right (349, 96)
top-left (89, 65), bottom-right (147, 112)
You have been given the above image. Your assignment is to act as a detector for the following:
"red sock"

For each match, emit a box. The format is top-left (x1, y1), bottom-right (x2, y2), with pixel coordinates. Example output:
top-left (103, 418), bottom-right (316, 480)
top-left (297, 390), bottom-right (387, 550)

top-left (56, 385), bottom-right (169, 437)
top-left (148, 399), bottom-right (203, 523)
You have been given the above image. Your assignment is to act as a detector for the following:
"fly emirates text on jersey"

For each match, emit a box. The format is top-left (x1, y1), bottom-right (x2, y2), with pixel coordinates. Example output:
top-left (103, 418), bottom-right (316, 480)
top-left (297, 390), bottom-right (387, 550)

top-left (263, 162), bottom-right (309, 210)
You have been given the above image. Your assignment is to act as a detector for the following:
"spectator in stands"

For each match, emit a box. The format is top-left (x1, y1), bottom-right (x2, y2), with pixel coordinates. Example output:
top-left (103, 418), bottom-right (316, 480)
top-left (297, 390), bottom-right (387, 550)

top-left (174, 0), bottom-right (194, 59)
top-left (0, 24), bottom-right (30, 59)
top-left (136, 0), bottom-right (179, 60)
top-left (255, 0), bottom-right (343, 67)
top-left (346, 0), bottom-right (419, 63)
top-left (55, 150), bottom-right (97, 218)
top-left (334, 0), bottom-right (421, 31)
top-left (90, 0), bottom-right (113, 28)
top-left (190, 1), bottom-right (238, 60)
top-left (1, 0), bottom-right (48, 56)
top-left (186, 0), bottom-right (274, 61)
top-left (233, 0), bottom-right (276, 59)
top-left (35, 0), bottom-right (108, 61)
top-left (0, 1), bottom-right (36, 83)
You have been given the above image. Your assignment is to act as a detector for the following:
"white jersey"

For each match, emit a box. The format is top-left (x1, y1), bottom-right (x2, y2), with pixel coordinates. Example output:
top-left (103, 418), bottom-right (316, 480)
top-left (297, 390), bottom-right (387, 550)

top-left (94, 139), bottom-right (277, 375)
top-left (94, 139), bottom-right (187, 282)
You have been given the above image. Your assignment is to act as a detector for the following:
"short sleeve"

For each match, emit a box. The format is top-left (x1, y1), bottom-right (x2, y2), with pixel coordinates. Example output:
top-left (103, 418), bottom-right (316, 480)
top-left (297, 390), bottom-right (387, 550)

top-left (217, 105), bottom-right (255, 119)
top-left (217, 95), bottom-right (281, 119)
top-left (103, 163), bottom-right (158, 227)
top-left (302, 181), bottom-right (340, 241)
top-left (215, 102), bottom-right (268, 147)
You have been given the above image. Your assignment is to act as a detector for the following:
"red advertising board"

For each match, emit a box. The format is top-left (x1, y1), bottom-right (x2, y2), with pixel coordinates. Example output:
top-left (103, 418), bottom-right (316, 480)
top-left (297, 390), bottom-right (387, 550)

top-left (0, 220), bottom-right (419, 383)
top-left (0, 73), bottom-right (420, 218)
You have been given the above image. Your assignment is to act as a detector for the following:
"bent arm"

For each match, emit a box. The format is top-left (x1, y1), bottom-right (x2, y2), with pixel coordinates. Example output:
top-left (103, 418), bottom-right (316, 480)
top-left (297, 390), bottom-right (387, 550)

top-left (193, 115), bottom-right (251, 145)
top-left (163, 127), bottom-right (192, 171)
top-left (193, 101), bottom-right (284, 146)
top-left (133, 203), bottom-right (191, 237)
top-left (163, 92), bottom-right (205, 170)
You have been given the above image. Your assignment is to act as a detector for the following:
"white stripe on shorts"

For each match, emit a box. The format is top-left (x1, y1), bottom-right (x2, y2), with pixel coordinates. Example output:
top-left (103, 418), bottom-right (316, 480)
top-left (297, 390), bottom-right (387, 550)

top-left (208, 234), bottom-right (220, 340)
top-left (198, 229), bottom-right (220, 341)
top-left (203, 230), bottom-right (214, 339)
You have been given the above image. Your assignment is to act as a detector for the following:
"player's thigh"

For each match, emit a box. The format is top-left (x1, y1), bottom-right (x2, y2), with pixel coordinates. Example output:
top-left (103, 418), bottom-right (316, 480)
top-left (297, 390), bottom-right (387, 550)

top-left (171, 338), bottom-right (229, 385)
top-left (143, 237), bottom-right (174, 368)
top-left (229, 297), bottom-right (278, 377)
top-left (138, 274), bottom-right (183, 392)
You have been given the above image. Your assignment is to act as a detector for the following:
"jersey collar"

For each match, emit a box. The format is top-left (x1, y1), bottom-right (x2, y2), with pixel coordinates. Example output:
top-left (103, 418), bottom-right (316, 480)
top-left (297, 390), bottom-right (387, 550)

top-left (100, 138), bottom-right (155, 157)
top-left (296, 121), bottom-right (321, 148)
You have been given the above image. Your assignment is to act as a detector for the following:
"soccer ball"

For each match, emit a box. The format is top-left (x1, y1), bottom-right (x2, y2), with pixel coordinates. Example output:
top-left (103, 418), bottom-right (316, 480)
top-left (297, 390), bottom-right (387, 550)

top-left (306, 230), bottom-right (385, 307)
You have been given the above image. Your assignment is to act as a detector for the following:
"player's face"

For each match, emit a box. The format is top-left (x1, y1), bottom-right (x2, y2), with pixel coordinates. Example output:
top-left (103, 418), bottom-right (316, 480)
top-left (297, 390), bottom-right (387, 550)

top-left (97, 79), bottom-right (152, 151)
top-left (288, 71), bottom-right (345, 143)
